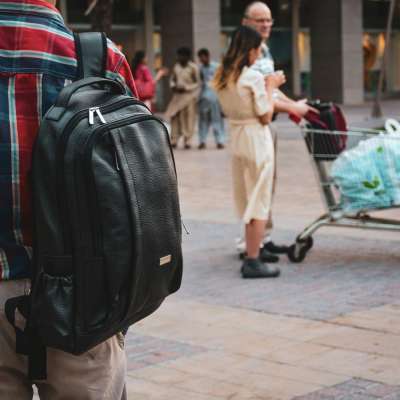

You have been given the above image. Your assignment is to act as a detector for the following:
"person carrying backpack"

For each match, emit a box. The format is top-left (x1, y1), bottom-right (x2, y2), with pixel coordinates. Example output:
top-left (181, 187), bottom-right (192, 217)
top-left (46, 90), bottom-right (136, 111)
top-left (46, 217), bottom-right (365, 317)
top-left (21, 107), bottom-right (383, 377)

top-left (0, 1), bottom-right (138, 398)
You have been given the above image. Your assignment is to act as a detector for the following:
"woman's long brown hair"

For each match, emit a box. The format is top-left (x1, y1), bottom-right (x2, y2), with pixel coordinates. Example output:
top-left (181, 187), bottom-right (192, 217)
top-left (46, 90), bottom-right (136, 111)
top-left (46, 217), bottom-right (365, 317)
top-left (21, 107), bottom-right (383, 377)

top-left (213, 26), bottom-right (262, 91)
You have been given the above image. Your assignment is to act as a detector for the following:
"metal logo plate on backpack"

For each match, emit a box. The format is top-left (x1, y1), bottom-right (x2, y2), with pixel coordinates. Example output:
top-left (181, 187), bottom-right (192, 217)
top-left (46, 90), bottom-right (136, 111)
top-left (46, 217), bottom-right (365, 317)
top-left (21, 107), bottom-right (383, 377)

top-left (159, 255), bottom-right (172, 266)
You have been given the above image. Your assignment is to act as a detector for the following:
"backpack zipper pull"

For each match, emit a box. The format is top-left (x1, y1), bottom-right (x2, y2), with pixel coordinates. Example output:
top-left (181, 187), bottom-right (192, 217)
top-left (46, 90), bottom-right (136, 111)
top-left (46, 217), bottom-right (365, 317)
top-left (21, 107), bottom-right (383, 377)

top-left (96, 108), bottom-right (106, 124)
top-left (88, 107), bottom-right (107, 125)
top-left (88, 108), bottom-right (96, 125)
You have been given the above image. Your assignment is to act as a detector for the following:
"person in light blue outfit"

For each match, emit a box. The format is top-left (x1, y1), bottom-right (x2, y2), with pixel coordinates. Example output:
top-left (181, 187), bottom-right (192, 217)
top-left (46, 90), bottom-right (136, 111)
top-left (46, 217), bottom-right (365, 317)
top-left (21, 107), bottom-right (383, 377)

top-left (197, 48), bottom-right (225, 150)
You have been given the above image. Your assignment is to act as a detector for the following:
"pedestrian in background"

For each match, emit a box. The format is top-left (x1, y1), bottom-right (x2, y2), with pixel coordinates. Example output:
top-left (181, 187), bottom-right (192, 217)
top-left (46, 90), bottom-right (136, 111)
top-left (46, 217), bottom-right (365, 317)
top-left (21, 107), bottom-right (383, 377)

top-left (165, 47), bottom-right (201, 149)
top-left (213, 26), bottom-right (285, 278)
top-left (238, 1), bottom-right (318, 260)
top-left (197, 48), bottom-right (225, 150)
top-left (131, 50), bottom-right (167, 109)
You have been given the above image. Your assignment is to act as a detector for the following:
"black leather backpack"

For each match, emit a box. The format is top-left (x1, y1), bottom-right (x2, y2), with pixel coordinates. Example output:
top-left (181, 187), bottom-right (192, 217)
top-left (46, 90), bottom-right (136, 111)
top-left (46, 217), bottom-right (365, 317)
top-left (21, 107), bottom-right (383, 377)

top-left (5, 32), bottom-right (183, 380)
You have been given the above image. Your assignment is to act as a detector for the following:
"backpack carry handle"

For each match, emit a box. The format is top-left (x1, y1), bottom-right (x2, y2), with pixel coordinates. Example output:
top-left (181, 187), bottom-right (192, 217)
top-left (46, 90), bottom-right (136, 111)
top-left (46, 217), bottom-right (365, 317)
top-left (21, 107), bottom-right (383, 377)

top-left (56, 77), bottom-right (126, 109)
top-left (48, 78), bottom-right (126, 121)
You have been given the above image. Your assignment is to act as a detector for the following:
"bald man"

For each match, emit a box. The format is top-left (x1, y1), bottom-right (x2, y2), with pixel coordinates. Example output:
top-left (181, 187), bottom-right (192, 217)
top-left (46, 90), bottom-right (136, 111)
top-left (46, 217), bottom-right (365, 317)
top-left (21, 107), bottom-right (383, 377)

top-left (240, 1), bottom-right (316, 258)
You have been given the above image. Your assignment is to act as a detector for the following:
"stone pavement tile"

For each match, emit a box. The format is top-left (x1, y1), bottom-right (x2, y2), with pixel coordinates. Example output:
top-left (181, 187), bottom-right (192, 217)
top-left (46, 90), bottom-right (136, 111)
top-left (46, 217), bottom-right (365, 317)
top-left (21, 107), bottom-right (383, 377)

top-left (213, 309), bottom-right (336, 341)
top-left (233, 373), bottom-right (323, 400)
top-left (135, 318), bottom-right (235, 349)
top-left (297, 348), bottom-right (377, 376)
top-left (175, 376), bottom-right (249, 398)
top-left (128, 365), bottom-right (191, 385)
top-left (234, 358), bottom-right (349, 387)
top-left (124, 331), bottom-right (206, 371)
top-left (149, 298), bottom-right (241, 325)
top-left (213, 310), bottom-right (295, 336)
top-left (266, 342), bottom-right (333, 364)
top-left (332, 304), bottom-right (400, 335)
top-left (309, 328), bottom-right (400, 358)
top-left (275, 323), bottom-right (352, 342)
top-left (352, 355), bottom-right (400, 386)
top-left (293, 378), bottom-right (400, 400)
top-left (299, 348), bottom-right (400, 386)
top-left (217, 333), bottom-right (298, 358)
top-left (165, 351), bottom-right (252, 378)
top-left (125, 377), bottom-right (225, 400)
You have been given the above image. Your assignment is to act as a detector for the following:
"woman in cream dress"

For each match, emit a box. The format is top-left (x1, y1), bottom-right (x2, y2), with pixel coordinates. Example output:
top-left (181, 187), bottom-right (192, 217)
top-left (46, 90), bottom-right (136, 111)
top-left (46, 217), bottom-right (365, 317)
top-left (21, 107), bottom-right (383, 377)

top-left (214, 26), bottom-right (285, 278)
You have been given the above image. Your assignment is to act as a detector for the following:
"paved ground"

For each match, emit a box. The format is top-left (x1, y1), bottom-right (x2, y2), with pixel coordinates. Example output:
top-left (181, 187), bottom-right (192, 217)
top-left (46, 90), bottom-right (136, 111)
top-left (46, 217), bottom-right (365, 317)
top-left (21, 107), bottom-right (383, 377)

top-left (125, 101), bottom-right (400, 400)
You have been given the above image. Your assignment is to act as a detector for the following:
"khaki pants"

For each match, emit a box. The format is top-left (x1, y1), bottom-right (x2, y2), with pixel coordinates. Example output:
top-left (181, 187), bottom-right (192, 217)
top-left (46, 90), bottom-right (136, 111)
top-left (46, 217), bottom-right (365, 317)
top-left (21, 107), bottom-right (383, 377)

top-left (171, 100), bottom-right (197, 146)
top-left (0, 280), bottom-right (127, 400)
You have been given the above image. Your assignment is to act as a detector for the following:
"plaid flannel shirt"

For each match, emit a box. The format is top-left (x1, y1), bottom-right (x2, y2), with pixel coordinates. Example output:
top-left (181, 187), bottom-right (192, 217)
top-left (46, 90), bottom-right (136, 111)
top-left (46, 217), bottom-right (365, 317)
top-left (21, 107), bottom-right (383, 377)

top-left (0, 0), bottom-right (137, 281)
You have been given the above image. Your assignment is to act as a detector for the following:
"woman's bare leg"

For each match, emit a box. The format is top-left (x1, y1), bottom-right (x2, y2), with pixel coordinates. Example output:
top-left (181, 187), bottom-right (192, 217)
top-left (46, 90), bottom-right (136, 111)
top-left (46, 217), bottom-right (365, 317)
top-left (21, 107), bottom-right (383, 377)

top-left (245, 219), bottom-right (267, 258)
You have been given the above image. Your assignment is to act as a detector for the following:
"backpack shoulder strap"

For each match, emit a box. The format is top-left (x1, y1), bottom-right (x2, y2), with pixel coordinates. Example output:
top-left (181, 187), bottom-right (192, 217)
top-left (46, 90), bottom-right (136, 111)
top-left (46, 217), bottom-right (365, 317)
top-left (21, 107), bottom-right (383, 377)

top-left (74, 32), bottom-right (107, 80)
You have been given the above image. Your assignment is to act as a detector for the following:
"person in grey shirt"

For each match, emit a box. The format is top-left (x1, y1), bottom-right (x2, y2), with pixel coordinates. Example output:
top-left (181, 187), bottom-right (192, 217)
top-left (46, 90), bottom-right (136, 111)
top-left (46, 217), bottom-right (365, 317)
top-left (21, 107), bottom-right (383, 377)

top-left (238, 1), bottom-right (317, 262)
top-left (197, 48), bottom-right (225, 149)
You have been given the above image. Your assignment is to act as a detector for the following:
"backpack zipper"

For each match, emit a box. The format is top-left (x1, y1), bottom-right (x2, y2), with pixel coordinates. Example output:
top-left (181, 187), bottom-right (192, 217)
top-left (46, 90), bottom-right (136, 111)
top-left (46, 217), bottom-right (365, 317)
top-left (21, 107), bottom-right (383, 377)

top-left (88, 107), bottom-right (107, 125)
top-left (55, 97), bottom-right (147, 252)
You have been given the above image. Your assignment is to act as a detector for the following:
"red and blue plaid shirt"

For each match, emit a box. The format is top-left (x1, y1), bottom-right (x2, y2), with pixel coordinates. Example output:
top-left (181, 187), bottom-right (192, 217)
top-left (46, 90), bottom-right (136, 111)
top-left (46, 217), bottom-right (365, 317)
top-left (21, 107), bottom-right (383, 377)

top-left (0, 0), bottom-right (137, 281)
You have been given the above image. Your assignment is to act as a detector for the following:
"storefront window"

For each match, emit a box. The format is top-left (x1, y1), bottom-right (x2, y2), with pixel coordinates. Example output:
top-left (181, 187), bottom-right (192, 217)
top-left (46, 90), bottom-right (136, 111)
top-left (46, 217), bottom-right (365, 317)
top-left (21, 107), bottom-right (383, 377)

top-left (363, 0), bottom-right (400, 30)
top-left (363, 1), bottom-right (400, 94)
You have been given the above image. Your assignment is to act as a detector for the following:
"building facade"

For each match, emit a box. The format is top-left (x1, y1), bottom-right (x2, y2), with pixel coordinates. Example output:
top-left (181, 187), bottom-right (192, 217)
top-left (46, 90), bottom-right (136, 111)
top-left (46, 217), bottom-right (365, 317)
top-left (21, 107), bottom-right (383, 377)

top-left (61, 0), bottom-right (400, 105)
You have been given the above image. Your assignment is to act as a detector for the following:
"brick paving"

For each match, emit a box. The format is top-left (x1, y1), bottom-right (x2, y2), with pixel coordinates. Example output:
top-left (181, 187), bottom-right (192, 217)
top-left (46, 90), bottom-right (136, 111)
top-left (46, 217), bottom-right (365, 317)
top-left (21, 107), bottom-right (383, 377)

top-left (125, 332), bottom-right (206, 371)
top-left (294, 379), bottom-right (400, 400)
top-left (124, 102), bottom-right (400, 399)
top-left (180, 220), bottom-right (400, 320)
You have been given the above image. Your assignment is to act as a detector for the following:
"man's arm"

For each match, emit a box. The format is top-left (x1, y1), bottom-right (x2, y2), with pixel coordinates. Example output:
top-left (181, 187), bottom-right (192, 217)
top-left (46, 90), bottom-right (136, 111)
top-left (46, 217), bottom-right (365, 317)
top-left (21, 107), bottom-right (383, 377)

top-left (273, 89), bottom-right (318, 117)
top-left (169, 66), bottom-right (177, 90)
top-left (275, 89), bottom-right (296, 104)
top-left (182, 65), bottom-right (200, 91)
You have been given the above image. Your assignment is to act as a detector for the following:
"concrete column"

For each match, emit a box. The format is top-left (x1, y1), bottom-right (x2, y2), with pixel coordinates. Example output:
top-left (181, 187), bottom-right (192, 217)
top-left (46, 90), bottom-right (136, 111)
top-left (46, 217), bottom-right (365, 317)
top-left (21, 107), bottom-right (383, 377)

top-left (59, 0), bottom-right (68, 23)
top-left (160, 0), bottom-right (221, 108)
top-left (292, 0), bottom-right (301, 97)
top-left (310, 0), bottom-right (363, 104)
top-left (144, 0), bottom-right (155, 72)
top-left (192, 0), bottom-right (221, 61)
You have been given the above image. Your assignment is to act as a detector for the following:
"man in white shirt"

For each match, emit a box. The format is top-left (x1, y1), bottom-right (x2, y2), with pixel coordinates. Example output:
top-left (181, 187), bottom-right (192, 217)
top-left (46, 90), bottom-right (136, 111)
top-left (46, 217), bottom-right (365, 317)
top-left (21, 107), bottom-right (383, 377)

top-left (240, 1), bottom-right (316, 260)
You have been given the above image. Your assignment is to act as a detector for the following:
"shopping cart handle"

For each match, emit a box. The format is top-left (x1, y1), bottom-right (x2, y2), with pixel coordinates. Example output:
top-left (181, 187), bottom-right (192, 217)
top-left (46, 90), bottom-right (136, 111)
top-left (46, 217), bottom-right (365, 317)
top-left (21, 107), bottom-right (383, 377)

top-left (289, 113), bottom-right (302, 125)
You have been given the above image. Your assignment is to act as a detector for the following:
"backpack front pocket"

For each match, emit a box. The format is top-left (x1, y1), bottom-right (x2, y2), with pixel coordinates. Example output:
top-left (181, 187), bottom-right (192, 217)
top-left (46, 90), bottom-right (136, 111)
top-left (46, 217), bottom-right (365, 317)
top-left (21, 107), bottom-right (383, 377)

top-left (34, 271), bottom-right (74, 352)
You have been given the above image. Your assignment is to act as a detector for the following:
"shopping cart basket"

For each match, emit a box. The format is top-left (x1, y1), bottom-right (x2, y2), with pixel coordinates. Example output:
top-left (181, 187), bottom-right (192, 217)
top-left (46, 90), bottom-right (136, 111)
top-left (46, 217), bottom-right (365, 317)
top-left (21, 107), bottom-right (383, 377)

top-left (288, 125), bottom-right (400, 263)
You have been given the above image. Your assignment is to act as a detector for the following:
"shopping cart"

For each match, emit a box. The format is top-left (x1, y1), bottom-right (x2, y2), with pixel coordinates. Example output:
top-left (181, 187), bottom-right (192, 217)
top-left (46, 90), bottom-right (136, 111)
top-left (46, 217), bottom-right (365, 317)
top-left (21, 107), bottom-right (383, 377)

top-left (287, 123), bottom-right (400, 263)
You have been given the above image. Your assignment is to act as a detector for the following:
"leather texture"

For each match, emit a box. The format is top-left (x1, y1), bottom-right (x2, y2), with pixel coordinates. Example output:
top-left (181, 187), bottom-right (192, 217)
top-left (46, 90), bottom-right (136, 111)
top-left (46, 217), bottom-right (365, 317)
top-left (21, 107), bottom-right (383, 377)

top-left (27, 33), bottom-right (183, 355)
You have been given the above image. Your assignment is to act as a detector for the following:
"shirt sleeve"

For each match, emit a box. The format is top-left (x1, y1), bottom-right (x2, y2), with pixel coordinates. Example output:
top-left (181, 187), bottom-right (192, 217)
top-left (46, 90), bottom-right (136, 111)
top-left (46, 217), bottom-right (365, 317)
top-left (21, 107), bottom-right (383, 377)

top-left (142, 66), bottom-right (154, 84)
top-left (106, 39), bottom-right (138, 97)
top-left (169, 65), bottom-right (177, 89)
top-left (244, 70), bottom-right (272, 117)
top-left (183, 64), bottom-right (200, 92)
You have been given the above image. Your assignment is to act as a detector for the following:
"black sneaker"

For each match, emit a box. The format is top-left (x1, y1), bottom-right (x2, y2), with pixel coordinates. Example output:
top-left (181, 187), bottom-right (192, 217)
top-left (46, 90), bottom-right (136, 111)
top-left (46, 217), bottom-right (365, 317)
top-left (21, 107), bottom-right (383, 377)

top-left (263, 241), bottom-right (290, 254)
top-left (241, 258), bottom-right (280, 279)
top-left (198, 143), bottom-right (206, 150)
top-left (239, 248), bottom-right (279, 263)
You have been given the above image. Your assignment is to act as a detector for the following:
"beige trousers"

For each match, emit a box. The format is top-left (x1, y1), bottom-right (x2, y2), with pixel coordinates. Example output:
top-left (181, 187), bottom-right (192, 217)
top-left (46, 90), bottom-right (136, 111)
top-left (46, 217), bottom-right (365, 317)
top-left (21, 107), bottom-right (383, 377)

top-left (0, 280), bottom-right (127, 400)
top-left (170, 99), bottom-right (197, 145)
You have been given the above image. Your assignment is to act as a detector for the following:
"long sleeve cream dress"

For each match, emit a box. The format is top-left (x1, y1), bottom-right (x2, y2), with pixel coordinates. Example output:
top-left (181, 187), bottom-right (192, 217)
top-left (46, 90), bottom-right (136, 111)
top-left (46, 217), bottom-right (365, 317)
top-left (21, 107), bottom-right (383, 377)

top-left (217, 67), bottom-right (274, 224)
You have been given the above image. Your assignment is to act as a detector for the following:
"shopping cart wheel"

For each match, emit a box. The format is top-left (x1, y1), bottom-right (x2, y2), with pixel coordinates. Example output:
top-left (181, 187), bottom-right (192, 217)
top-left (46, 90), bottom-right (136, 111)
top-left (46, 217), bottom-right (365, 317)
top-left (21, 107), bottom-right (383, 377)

top-left (287, 237), bottom-right (314, 263)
